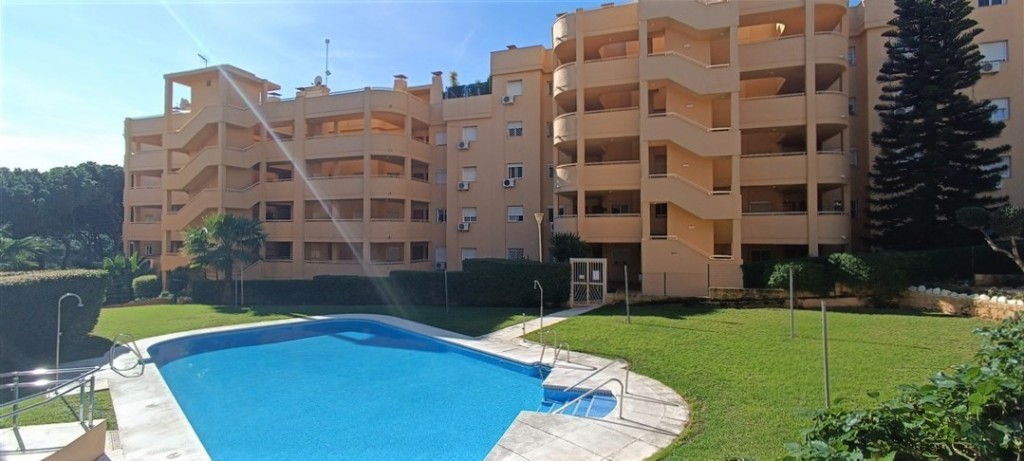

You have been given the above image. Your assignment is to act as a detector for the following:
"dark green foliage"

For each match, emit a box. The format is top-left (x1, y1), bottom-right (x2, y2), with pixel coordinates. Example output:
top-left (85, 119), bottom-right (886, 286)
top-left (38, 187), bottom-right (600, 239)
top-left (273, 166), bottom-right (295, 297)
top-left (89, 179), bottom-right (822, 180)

top-left (0, 270), bottom-right (108, 371)
top-left (784, 315), bottom-right (1024, 460)
top-left (102, 252), bottom-right (149, 304)
top-left (167, 267), bottom-right (200, 296)
top-left (868, 0), bottom-right (1008, 250)
top-left (549, 232), bottom-right (590, 263)
top-left (131, 275), bottom-right (160, 299)
top-left (767, 260), bottom-right (834, 296)
top-left (860, 252), bottom-right (920, 306)
top-left (184, 213), bottom-right (267, 304)
top-left (827, 253), bottom-right (870, 288)
top-left (0, 225), bottom-right (48, 271)
top-left (189, 260), bottom-right (569, 307)
top-left (958, 206), bottom-right (1024, 273)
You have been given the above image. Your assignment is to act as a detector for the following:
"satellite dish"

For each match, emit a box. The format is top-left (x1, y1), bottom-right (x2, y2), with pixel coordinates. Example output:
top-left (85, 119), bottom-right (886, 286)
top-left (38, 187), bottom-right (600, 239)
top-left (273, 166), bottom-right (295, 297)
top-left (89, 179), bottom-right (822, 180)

top-left (313, 75), bottom-right (323, 86)
top-left (179, 98), bottom-right (191, 111)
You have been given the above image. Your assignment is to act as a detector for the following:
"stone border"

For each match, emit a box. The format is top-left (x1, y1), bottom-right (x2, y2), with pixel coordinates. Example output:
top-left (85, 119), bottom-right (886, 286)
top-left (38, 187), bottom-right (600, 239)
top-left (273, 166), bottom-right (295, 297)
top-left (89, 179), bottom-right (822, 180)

top-left (105, 315), bottom-right (687, 461)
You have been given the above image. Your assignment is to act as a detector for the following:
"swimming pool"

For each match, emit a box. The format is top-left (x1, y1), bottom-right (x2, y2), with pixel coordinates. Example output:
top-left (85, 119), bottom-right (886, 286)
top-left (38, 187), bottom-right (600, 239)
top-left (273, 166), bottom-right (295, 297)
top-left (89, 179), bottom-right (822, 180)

top-left (148, 319), bottom-right (599, 460)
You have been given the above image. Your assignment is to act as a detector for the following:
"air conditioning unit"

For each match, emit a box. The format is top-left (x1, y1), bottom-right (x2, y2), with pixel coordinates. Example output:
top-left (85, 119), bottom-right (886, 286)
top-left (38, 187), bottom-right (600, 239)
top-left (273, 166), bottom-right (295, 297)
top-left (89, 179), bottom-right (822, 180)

top-left (501, 95), bottom-right (515, 105)
top-left (980, 61), bottom-right (1001, 74)
top-left (435, 261), bottom-right (446, 270)
top-left (457, 222), bottom-right (471, 232)
top-left (502, 178), bottom-right (516, 188)
top-left (456, 141), bottom-right (470, 150)
top-left (457, 181), bottom-right (471, 191)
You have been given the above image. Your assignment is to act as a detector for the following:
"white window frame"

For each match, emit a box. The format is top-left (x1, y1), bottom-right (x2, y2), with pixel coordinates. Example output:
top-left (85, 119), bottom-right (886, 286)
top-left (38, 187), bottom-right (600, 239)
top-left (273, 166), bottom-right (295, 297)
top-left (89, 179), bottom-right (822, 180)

top-left (435, 247), bottom-right (447, 263)
top-left (461, 248), bottom-right (477, 261)
top-left (991, 98), bottom-right (1010, 122)
top-left (507, 163), bottom-right (524, 179)
top-left (978, 0), bottom-right (1005, 7)
top-left (435, 132), bottom-right (447, 146)
top-left (461, 207), bottom-right (477, 223)
top-left (507, 206), bottom-right (524, 223)
top-left (507, 121), bottom-right (523, 137)
top-left (507, 79), bottom-right (523, 97)
top-left (462, 126), bottom-right (477, 142)
top-left (436, 169), bottom-right (447, 185)
top-left (461, 166), bottom-right (477, 182)
top-left (979, 41), bottom-right (1008, 63)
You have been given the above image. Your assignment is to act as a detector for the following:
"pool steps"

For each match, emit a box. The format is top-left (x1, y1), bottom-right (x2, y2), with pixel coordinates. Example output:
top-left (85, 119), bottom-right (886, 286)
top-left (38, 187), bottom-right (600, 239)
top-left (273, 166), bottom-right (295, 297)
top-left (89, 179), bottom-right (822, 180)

top-left (535, 389), bottom-right (616, 418)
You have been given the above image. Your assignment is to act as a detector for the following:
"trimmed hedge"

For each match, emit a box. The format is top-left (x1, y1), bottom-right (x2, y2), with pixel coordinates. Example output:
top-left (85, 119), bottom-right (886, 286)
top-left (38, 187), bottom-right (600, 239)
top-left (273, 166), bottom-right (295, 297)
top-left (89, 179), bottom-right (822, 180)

top-left (189, 259), bottom-right (570, 307)
top-left (0, 270), bottom-right (108, 371)
top-left (132, 275), bottom-right (160, 299)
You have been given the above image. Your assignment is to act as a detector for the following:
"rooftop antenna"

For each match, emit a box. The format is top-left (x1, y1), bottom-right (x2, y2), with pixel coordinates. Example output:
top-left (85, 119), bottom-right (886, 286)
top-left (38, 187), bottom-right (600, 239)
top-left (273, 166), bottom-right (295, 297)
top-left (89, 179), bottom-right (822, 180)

top-left (324, 38), bottom-right (332, 85)
top-left (198, 53), bottom-right (208, 68)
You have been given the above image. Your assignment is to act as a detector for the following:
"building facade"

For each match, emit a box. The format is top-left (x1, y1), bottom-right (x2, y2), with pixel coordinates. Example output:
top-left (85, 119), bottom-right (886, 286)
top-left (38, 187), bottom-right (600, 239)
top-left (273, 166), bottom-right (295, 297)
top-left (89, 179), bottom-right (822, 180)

top-left (124, 0), bottom-right (1018, 297)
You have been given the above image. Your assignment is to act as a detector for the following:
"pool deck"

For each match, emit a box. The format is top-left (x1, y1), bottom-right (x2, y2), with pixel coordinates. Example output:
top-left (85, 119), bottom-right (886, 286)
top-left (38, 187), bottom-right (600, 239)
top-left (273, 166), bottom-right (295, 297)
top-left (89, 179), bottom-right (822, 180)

top-left (102, 309), bottom-right (688, 461)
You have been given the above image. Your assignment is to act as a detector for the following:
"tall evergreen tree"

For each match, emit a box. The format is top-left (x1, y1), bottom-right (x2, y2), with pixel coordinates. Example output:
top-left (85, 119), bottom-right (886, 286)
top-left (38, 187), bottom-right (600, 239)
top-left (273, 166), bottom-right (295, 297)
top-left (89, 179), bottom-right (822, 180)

top-left (868, 0), bottom-right (1009, 250)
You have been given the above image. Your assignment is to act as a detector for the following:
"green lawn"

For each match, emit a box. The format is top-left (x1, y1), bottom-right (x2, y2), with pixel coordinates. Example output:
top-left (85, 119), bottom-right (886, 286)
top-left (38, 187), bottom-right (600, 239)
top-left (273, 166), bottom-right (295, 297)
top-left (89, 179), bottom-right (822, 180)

top-left (526, 304), bottom-right (988, 460)
top-left (0, 390), bottom-right (115, 430)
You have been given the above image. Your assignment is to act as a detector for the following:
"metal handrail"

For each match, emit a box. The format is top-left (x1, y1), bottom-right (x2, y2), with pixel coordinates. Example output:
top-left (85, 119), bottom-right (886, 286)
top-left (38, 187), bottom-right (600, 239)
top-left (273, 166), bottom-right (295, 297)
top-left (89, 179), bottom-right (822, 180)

top-left (0, 366), bottom-right (101, 452)
top-left (564, 358), bottom-right (630, 394)
top-left (110, 332), bottom-right (146, 378)
top-left (551, 378), bottom-right (625, 419)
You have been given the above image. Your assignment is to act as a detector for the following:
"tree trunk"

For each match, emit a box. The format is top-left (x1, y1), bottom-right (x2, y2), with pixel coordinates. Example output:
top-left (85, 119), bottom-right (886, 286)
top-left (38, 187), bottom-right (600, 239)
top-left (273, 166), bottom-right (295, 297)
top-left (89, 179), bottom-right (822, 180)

top-left (60, 238), bottom-right (72, 268)
top-left (222, 270), bottom-right (235, 305)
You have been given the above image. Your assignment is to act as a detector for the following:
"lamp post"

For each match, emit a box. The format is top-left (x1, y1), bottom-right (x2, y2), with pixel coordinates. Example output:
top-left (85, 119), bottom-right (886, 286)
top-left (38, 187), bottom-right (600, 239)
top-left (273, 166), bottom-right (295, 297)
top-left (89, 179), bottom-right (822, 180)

top-left (533, 280), bottom-right (544, 333)
top-left (534, 212), bottom-right (545, 262)
top-left (56, 293), bottom-right (83, 372)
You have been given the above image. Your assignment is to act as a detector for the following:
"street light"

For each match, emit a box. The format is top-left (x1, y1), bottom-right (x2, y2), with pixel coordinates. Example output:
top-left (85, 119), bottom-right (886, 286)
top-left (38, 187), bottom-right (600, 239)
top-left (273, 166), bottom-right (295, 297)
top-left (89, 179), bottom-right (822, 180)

top-left (534, 212), bottom-right (545, 262)
top-left (56, 293), bottom-right (83, 372)
top-left (533, 280), bottom-right (544, 333)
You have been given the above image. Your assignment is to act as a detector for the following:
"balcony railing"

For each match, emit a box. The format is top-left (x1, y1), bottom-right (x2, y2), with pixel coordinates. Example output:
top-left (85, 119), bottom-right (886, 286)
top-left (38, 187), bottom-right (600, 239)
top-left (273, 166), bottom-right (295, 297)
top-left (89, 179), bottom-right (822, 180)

top-left (647, 50), bottom-right (729, 69)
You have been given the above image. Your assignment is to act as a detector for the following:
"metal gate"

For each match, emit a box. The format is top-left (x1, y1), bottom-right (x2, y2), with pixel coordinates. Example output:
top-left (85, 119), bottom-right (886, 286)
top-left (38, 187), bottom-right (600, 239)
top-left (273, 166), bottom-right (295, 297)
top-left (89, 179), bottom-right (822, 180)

top-left (570, 258), bottom-right (607, 307)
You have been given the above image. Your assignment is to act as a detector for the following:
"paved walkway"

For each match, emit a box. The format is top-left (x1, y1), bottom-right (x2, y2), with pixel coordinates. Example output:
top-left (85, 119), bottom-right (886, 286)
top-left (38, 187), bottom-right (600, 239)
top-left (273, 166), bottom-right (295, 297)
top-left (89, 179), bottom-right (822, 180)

top-left (480, 305), bottom-right (604, 342)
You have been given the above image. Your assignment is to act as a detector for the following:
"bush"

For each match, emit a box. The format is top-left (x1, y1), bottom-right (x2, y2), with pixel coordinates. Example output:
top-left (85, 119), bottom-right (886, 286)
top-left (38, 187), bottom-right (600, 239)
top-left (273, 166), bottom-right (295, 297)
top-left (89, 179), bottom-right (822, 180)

top-left (766, 259), bottom-right (833, 296)
top-left (783, 315), bottom-right (1024, 460)
top-left (460, 259), bottom-right (570, 307)
top-left (860, 251), bottom-right (920, 307)
top-left (131, 275), bottom-right (160, 299)
top-left (0, 270), bottom-right (108, 371)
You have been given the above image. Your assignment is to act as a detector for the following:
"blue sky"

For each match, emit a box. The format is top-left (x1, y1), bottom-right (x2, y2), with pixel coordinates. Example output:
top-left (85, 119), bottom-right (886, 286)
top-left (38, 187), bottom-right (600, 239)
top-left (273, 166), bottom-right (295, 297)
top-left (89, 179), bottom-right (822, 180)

top-left (0, 0), bottom-right (609, 171)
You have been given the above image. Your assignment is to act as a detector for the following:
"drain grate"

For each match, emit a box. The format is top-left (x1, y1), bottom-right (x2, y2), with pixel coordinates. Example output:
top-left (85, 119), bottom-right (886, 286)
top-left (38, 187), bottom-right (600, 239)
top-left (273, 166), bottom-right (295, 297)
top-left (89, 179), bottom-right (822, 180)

top-left (106, 430), bottom-right (122, 450)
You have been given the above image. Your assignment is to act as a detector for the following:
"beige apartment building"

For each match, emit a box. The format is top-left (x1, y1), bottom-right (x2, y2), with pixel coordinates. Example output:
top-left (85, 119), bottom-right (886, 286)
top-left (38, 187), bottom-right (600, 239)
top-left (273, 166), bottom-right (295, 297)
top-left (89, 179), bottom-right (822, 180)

top-left (123, 0), bottom-right (1019, 297)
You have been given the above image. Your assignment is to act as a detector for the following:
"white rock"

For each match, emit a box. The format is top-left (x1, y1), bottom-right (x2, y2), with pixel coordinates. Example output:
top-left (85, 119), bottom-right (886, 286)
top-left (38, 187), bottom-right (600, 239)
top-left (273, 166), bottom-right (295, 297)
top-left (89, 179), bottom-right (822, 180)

top-left (971, 294), bottom-right (981, 299)
top-left (909, 286), bottom-right (919, 292)
top-left (997, 296), bottom-right (1008, 303)
top-left (917, 285), bottom-right (927, 292)
top-left (1012, 299), bottom-right (1023, 306)
top-left (980, 294), bottom-right (991, 301)
top-left (940, 289), bottom-right (952, 296)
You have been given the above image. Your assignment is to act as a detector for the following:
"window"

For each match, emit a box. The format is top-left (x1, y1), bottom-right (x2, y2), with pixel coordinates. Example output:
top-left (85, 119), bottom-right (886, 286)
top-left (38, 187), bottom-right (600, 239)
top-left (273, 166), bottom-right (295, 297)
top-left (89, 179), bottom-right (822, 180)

top-left (507, 248), bottom-right (525, 260)
top-left (410, 242), bottom-right (430, 262)
top-left (507, 163), bottom-right (524, 179)
top-left (979, 41), bottom-right (1008, 62)
top-left (851, 199), bottom-right (858, 220)
top-left (507, 121), bottom-right (523, 137)
top-left (847, 46), bottom-right (856, 66)
top-left (461, 248), bottom-right (477, 261)
top-left (748, 201), bottom-right (772, 213)
top-left (266, 242), bottom-right (293, 261)
top-left (436, 169), bottom-right (447, 185)
top-left (654, 203), bottom-right (668, 218)
top-left (144, 244), bottom-right (154, 256)
top-left (435, 247), bottom-right (447, 263)
top-left (462, 126), bottom-right (477, 142)
top-left (848, 97), bottom-right (857, 115)
top-left (461, 207), bottom-right (477, 222)
top-left (991, 98), bottom-right (1010, 121)
top-left (979, 0), bottom-right (1005, 6)
top-left (436, 132), bottom-right (447, 146)
top-left (547, 206), bottom-right (554, 223)
top-left (547, 81), bottom-right (553, 95)
top-left (990, 155), bottom-right (1012, 189)
top-left (546, 121), bottom-right (553, 137)
top-left (436, 208), bottom-right (447, 223)
top-left (507, 206), bottom-right (524, 223)
top-left (750, 249), bottom-right (773, 263)
top-left (850, 148), bottom-right (860, 167)
top-left (507, 79), bottom-right (523, 97)
top-left (461, 166), bottom-right (477, 182)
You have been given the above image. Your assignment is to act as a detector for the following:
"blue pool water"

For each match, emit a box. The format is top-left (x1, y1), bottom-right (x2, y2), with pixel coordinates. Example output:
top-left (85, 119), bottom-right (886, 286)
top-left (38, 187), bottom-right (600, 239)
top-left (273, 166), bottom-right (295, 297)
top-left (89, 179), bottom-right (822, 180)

top-left (149, 320), bottom-right (598, 461)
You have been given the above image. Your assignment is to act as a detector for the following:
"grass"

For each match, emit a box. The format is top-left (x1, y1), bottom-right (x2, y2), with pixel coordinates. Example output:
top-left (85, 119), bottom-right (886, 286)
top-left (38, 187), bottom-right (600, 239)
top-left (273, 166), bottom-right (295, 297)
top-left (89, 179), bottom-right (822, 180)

top-left (0, 390), bottom-right (116, 430)
top-left (526, 304), bottom-right (989, 460)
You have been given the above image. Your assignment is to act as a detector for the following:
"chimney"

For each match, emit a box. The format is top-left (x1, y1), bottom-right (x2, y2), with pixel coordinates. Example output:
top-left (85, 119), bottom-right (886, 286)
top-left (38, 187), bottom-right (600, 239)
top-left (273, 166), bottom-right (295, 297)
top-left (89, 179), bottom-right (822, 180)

top-left (430, 71), bottom-right (443, 104)
top-left (393, 74), bottom-right (408, 92)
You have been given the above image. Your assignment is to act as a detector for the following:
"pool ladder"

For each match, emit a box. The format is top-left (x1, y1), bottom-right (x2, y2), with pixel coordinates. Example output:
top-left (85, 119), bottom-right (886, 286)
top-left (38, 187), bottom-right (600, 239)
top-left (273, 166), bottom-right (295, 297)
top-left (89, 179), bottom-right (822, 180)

top-left (109, 333), bottom-right (146, 378)
top-left (538, 330), bottom-right (571, 366)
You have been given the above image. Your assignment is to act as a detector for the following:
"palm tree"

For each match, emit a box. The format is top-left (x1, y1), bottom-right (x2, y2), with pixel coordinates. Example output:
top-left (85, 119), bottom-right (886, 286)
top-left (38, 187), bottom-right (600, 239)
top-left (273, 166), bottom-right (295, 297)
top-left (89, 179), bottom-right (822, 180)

top-left (549, 232), bottom-right (590, 263)
top-left (102, 252), bottom-right (150, 303)
top-left (0, 225), bottom-right (48, 271)
top-left (183, 213), bottom-right (267, 304)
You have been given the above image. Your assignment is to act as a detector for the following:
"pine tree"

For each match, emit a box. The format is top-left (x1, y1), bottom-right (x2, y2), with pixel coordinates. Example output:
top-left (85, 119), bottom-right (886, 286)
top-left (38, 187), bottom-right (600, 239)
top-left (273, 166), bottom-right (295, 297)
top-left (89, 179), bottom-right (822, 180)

top-left (868, 0), bottom-right (1009, 250)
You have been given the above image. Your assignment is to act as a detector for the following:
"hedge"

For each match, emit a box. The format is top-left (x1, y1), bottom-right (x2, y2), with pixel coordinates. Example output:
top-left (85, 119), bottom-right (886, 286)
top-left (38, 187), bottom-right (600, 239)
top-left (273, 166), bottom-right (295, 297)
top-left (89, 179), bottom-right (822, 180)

top-left (132, 275), bottom-right (161, 299)
top-left (0, 270), bottom-right (108, 371)
top-left (189, 259), bottom-right (570, 307)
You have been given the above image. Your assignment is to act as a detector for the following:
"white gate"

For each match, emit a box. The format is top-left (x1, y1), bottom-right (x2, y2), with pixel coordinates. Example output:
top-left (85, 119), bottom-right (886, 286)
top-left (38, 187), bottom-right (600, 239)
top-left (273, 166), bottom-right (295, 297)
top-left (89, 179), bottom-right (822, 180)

top-left (570, 258), bottom-right (607, 307)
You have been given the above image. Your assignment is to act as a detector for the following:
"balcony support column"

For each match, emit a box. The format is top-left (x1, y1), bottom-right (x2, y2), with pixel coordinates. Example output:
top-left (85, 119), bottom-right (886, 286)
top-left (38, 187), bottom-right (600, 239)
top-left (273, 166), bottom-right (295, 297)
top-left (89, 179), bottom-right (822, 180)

top-left (293, 94), bottom-right (309, 277)
top-left (574, 8), bottom-right (587, 240)
top-left (639, 18), bottom-right (651, 243)
top-left (217, 122), bottom-right (227, 214)
top-left (361, 89), bottom-right (373, 266)
top-left (804, 0), bottom-right (820, 257)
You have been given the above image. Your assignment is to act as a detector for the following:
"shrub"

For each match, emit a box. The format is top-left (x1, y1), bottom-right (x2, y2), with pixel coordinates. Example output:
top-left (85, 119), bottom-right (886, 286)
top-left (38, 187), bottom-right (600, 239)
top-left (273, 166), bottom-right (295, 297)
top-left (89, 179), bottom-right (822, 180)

top-left (861, 251), bottom-right (920, 307)
top-left (766, 259), bottom-right (833, 296)
top-left (783, 315), bottom-right (1024, 460)
top-left (131, 275), bottom-right (160, 299)
top-left (0, 270), bottom-right (108, 371)
top-left (461, 259), bottom-right (570, 307)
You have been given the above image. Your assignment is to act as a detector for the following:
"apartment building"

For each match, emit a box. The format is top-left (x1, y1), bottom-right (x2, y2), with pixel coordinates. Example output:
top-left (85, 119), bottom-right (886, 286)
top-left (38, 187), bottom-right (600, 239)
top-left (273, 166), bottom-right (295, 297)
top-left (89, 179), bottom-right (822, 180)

top-left (848, 0), bottom-right (1023, 246)
top-left (125, 0), bottom-right (1017, 297)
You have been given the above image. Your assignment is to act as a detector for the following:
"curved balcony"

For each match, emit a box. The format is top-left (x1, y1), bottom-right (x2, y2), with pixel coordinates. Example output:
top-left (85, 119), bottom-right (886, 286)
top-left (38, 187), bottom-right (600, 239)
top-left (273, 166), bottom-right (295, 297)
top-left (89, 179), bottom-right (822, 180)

top-left (740, 151), bottom-right (850, 186)
top-left (817, 151), bottom-right (849, 184)
top-left (128, 151), bottom-right (164, 172)
top-left (305, 176), bottom-right (363, 199)
top-left (817, 212), bottom-right (850, 244)
top-left (369, 133), bottom-right (430, 162)
top-left (265, 179), bottom-right (295, 201)
top-left (552, 216), bottom-right (578, 235)
top-left (553, 108), bottom-right (640, 147)
top-left (739, 32), bottom-right (848, 71)
top-left (264, 139), bottom-right (294, 162)
top-left (739, 92), bottom-right (848, 129)
top-left (581, 214), bottom-right (642, 243)
top-left (553, 161), bottom-right (641, 192)
top-left (366, 220), bottom-right (433, 241)
top-left (641, 52), bottom-right (737, 95)
top-left (303, 91), bottom-right (364, 117)
top-left (552, 57), bottom-right (640, 98)
top-left (814, 91), bottom-right (849, 126)
top-left (639, 0), bottom-right (737, 31)
top-left (124, 222), bottom-right (161, 242)
top-left (645, 113), bottom-right (738, 157)
top-left (125, 187), bottom-right (162, 206)
top-left (305, 135), bottom-right (362, 158)
top-left (741, 213), bottom-right (808, 244)
top-left (553, 14), bottom-right (575, 50)
top-left (304, 220), bottom-right (364, 240)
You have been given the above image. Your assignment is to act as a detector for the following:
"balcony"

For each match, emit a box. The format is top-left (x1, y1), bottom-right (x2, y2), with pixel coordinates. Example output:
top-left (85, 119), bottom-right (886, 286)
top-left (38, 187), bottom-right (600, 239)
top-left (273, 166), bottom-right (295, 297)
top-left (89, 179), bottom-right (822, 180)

top-left (304, 220), bottom-right (364, 240)
top-left (554, 162), bottom-right (641, 192)
top-left (305, 176), bottom-right (363, 199)
top-left (126, 187), bottom-right (162, 206)
top-left (642, 174), bottom-right (740, 220)
top-left (645, 113), bottom-right (738, 157)
top-left (124, 222), bottom-right (161, 241)
top-left (165, 105), bottom-right (255, 150)
top-left (163, 145), bottom-right (259, 191)
top-left (128, 151), bottom-right (164, 172)
top-left (553, 108), bottom-right (640, 146)
top-left (581, 214), bottom-right (642, 242)
top-left (305, 135), bottom-right (362, 158)
top-left (740, 151), bottom-right (850, 186)
top-left (741, 213), bottom-right (808, 244)
top-left (739, 32), bottom-right (848, 71)
top-left (817, 151), bottom-right (849, 184)
top-left (817, 212), bottom-right (849, 244)
top-left (739, 92), bottom-right (848, 129)
top-left (553, 215), bottom-right (578, 235)
top-left (265, 179), bottom-right (295, 201)
top-left (639, 0), bottom-right (737, 30)
top-left (641, 52), bottom-right (737, 95)
top-left (553, 57), bottom-right (640, 97)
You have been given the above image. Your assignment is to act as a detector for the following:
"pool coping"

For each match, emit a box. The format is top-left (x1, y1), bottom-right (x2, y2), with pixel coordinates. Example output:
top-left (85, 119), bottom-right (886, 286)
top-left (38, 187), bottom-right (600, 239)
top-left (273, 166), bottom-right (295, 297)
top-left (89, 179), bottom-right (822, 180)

top-left (105, 314), bottom-right (688, 461)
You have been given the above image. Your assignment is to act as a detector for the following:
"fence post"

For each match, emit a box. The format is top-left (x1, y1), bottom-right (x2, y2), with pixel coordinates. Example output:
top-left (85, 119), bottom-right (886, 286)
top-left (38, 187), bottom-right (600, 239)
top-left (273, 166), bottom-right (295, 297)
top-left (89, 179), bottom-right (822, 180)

top-left (822, 300), bottom-right (831, 409)
top-left (625, 264), bottom-right (631, 324)
top-left (789, 266), bottom-right (795, 339)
